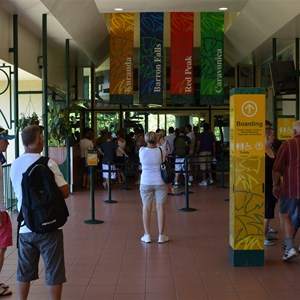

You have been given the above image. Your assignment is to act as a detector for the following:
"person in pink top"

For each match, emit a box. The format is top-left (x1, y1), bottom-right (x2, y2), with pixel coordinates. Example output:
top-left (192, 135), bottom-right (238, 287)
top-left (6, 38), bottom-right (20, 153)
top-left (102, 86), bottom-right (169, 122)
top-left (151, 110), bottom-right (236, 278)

top-left (0, 127), bottom-right (14, 297)
top-left (273, 120), bottom-right (300, 261)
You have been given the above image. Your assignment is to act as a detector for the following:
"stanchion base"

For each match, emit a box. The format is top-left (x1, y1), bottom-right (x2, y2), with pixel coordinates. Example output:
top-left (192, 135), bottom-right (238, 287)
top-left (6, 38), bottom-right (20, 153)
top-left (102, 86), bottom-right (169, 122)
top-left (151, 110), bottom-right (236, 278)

top-left (83, 219), bottom-right (104, 224)
top-left (104, 200), bottom-right (118, 204)
top-left (179, 207), bottom-right (197, 212)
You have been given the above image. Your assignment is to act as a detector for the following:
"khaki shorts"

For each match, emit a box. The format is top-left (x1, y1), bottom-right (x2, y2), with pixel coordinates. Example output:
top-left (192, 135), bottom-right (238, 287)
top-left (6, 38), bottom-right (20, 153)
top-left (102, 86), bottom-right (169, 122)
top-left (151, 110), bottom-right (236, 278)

top-left (140, 184), bottom-right (167, 205)
top-left (199, 151), bottom-right (212, 171)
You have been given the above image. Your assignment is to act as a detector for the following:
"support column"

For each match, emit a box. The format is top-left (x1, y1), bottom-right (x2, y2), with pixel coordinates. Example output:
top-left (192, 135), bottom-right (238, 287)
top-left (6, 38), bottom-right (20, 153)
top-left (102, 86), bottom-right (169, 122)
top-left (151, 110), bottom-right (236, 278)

top-left (229, 88), bottom-right (265, 267)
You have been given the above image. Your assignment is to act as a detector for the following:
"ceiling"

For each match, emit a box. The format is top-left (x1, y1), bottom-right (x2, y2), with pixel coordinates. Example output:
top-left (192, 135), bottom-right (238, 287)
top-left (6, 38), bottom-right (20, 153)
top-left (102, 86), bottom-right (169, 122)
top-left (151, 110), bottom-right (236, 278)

top-left (0, 0), bottom-right (300, 79)
top-left (94, 0), bottom-right (249, 13)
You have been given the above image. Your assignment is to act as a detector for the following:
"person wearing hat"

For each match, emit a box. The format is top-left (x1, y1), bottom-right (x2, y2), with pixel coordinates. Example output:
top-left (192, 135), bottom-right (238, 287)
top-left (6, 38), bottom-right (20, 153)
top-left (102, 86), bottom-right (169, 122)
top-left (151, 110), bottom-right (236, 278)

top-left (0, 127), bottom-right (14, 297)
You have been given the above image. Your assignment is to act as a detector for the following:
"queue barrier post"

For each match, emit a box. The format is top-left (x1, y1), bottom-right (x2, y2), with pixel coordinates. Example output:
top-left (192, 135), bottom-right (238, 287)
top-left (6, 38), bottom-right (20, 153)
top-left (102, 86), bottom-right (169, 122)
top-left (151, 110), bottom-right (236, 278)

top-left (121, 156), bottom-right (131, 191)
top-left (217, 151), bottom-right (229, 189)
top-left (104, 162), bottom-right (118, 204)
top-left (83, 154), bottom-right (103, 224)
top-left (178, 156), bottom-right (196, 212)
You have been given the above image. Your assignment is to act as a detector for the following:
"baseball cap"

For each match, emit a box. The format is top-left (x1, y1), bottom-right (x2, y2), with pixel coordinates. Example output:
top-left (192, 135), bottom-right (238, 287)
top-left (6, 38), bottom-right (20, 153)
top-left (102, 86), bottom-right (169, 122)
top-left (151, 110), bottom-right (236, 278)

top-left (0, 128), bottom-right (15, 140)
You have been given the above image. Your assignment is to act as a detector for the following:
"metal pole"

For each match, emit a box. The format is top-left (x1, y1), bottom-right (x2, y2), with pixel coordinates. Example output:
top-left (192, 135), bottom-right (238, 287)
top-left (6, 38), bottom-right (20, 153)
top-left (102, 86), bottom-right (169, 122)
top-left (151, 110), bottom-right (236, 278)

top-left (104, 162), bottom-right (117, 203)
top-left (42, 14), bottom-right (48, 156)
top-left (179, 156), bottom-right (196, 212)
top-left (13, 14), bottom-right (19, 157)
top-left (66, 39), bottom-right (71, 184)
top-left (84, 167), bottom-right (103, 224)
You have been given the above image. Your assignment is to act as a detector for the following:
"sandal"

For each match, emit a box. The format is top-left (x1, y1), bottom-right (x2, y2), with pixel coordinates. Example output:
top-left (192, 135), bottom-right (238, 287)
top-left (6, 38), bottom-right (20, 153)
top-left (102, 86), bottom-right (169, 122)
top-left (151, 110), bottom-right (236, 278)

top-left (0, 286), bottom-right (12, 297)
top-left (0, 284), bottom-right (8, 290)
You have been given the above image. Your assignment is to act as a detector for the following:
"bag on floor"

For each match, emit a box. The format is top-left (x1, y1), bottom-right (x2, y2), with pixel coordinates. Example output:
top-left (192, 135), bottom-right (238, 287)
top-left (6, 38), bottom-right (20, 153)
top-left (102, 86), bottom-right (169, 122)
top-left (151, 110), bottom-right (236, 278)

top-left (18, 156), bottom-right (69, 233)
top-left (159, 147), bottom-right (175, 184)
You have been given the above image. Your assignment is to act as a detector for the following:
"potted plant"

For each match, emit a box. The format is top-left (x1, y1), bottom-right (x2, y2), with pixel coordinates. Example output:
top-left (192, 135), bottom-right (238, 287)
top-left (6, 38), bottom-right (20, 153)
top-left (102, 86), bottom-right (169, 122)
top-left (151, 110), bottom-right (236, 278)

top-left (19, 111), bottom-right (40, 130)
top-left (47, 97), bottom-right (77, 164)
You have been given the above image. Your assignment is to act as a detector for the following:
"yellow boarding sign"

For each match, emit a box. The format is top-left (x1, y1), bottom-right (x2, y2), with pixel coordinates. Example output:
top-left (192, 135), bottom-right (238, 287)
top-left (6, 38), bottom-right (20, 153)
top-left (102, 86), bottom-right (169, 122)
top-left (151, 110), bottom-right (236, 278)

top-left (233, 94), bottom-right (265, 157)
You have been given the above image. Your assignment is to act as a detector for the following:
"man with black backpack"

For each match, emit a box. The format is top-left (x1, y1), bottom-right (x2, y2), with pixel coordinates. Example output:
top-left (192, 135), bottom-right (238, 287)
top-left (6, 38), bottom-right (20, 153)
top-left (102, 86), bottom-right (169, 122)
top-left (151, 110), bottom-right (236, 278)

top-left (173, 127), bottom-right (191, 188)
top-left (10, 125), bottom-right (70, 300)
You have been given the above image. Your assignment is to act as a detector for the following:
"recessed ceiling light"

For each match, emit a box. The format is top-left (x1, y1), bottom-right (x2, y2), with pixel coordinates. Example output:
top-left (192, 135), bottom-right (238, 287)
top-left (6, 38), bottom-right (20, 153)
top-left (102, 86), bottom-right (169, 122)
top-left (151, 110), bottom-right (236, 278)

top-left (219, 7), bottom-right (228, 11)
top-left (114, 8), bottom-right (123, 11)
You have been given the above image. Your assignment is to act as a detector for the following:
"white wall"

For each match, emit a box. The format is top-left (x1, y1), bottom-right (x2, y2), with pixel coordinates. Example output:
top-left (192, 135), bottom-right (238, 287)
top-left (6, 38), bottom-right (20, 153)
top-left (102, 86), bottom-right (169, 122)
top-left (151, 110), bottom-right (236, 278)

top-left (0, 79), bottom-right (42, 163)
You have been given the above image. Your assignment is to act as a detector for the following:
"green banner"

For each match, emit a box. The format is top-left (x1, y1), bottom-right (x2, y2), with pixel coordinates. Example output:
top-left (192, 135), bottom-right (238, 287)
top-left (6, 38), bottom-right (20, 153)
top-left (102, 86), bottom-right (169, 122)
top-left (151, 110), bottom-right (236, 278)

top-left (200, 12), bottom-right (224, 105)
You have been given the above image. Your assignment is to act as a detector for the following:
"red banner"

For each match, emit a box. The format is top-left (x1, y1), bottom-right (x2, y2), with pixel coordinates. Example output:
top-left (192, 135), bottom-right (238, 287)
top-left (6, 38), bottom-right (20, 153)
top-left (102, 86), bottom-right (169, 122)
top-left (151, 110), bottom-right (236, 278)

top-left (170, 12), bottom-right (194, 103)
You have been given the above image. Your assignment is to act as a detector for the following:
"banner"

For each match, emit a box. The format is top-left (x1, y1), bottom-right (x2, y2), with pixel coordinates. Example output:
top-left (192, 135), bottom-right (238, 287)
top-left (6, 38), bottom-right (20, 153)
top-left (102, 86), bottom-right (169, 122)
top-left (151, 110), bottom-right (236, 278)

top-left (200, 12), bottom-right (224, 105)
top-left (140, 13), bottom-right (164, 104)
top-left (110, 13), bottom-right (134, 104)
top-left (170, 12), bottom-right (194, 104)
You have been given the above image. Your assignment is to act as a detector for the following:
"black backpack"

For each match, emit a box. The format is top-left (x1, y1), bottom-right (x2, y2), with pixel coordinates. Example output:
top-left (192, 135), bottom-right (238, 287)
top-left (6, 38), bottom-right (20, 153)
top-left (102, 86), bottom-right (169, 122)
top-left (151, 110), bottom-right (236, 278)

top-left (17, 156), bottom-right (69, 234)
top-left (173, 136), bottom-right (189, 157)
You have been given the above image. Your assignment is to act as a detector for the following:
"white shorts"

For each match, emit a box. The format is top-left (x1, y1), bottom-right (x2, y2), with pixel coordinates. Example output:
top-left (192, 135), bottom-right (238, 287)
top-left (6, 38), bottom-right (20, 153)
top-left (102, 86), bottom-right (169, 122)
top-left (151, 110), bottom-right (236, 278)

top-left (102, 164), bottom-right (117, 179)
top-left (175, 158), bottom-right (186, 172)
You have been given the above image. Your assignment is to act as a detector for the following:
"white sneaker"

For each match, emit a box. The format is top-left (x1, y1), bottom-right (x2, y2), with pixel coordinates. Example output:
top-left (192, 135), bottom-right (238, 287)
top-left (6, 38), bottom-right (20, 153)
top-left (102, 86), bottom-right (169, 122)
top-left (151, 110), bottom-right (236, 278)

top-left (141, 234), bottom-right (151, 243)
top-left (158, 235), bottom-right (169, 244)
top-left (282, 247), bottom-right (297, 261)
top-left (208, 179), bottom-right (214, 185)
top-left (199, 180), bottom-right (207, 186)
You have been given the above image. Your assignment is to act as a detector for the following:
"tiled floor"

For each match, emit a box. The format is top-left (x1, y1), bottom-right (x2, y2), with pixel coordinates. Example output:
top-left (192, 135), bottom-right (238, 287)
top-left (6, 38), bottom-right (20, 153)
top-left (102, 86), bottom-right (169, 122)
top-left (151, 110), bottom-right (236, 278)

top-left (2, 178), bottom-right (300, 299)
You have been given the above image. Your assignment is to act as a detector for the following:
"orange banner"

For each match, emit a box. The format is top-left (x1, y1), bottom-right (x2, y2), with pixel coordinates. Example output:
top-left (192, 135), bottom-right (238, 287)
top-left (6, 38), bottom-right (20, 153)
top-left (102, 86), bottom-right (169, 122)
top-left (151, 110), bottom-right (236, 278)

top-left (110, 13), bottom-right (134, 104)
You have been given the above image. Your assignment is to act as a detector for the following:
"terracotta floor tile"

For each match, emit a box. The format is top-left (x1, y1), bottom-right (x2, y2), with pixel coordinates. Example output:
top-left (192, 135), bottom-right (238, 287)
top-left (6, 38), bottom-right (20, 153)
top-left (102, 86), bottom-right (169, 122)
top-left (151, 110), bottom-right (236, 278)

top-left (3, 177), bottom-right (300, 299)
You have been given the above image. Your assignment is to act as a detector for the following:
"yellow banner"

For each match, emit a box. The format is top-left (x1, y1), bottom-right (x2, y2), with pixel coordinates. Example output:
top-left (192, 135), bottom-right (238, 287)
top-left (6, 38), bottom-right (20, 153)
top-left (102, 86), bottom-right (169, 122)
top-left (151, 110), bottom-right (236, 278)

top-left (277, 117), bottom-right (295, 140)
top-left (110, 13), bottom-right (134, 96)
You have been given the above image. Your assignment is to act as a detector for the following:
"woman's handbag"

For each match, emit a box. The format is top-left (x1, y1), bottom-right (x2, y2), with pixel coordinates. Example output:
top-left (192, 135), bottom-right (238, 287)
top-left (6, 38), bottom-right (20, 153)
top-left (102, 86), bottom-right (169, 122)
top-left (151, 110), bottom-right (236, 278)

top-left (159, 147), bottom-right (175, 184)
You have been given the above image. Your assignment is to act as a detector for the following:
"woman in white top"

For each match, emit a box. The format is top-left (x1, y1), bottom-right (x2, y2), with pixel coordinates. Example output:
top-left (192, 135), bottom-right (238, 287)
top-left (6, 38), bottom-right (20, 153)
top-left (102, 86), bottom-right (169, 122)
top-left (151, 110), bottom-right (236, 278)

top-left (139, 131), bottom-right (169, 244)
top-left (157, 129), bottom-right (171, 154)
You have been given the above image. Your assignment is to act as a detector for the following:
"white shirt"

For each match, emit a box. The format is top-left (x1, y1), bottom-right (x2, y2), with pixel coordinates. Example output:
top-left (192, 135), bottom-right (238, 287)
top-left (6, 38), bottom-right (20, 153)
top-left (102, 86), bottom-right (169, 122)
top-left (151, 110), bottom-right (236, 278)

top-left (79, 138), bottom-right (94, 158)
top-left (10, 153), bottom-right (67, 233)
top-left (186, 132), bottom-right (196, 155)
top-left (139, 146), bottom-right (166, 185)
top-left (165, 133), bottom-right (175, 155)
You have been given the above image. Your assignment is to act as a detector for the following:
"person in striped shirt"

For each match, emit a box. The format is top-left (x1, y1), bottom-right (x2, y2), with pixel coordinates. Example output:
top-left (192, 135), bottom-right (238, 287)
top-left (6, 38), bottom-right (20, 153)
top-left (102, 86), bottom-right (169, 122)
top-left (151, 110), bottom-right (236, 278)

top-left (272, 120), bottom-right (300, 261)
